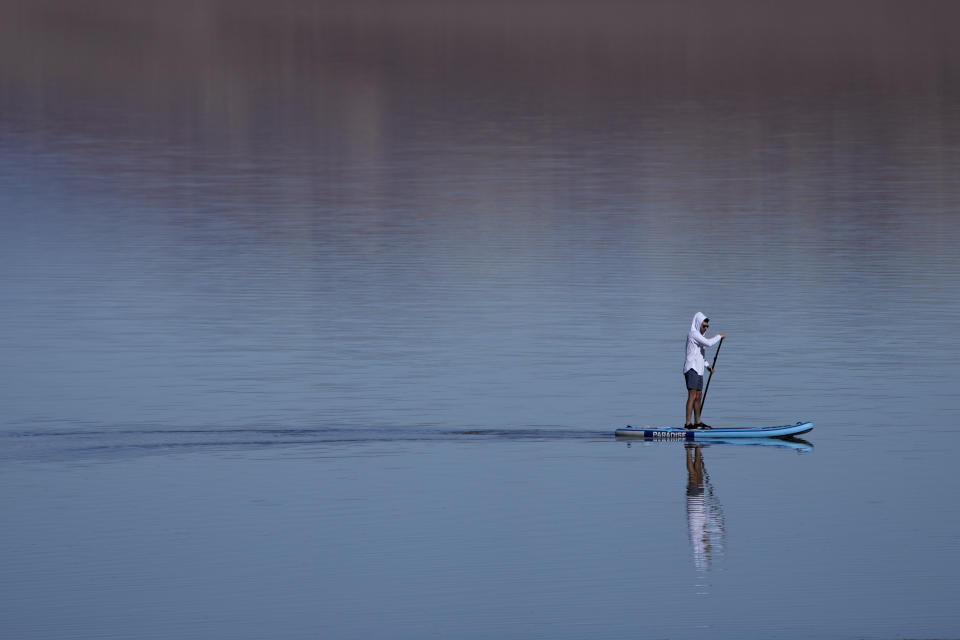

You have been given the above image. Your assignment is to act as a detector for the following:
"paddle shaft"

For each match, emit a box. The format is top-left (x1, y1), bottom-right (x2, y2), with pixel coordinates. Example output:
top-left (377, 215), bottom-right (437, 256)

top-left (699, 337), bottom-right (723, 416)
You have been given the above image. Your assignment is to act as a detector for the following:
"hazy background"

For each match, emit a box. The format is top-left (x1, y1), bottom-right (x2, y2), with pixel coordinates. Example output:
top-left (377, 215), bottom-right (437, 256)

top-left (2, 1), bottom-right (959, 638)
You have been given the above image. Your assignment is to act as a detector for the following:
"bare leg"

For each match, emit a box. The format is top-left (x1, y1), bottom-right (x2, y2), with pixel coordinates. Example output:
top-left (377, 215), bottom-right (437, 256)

top-left (685, 389), bottom-right (698, 426)
top-left (693, 390), bottom-right (702, 425)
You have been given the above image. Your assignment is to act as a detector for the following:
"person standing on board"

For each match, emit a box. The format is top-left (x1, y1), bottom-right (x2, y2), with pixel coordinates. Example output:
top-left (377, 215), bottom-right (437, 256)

top-left (684, 312), bottom-right (725, 429)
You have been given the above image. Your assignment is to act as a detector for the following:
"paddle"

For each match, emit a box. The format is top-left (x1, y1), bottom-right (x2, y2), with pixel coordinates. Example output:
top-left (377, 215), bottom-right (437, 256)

top-left (699, 337), bottom-right (723, 416)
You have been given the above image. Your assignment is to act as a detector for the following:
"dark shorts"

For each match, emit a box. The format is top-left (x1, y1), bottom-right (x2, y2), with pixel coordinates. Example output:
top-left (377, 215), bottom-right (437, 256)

top-left (684, 368), bottom-right (703, 391)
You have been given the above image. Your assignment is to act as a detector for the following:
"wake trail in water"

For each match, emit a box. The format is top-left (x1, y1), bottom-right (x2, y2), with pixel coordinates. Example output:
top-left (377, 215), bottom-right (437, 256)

top-left (0, 423), bottom-right (611, 463)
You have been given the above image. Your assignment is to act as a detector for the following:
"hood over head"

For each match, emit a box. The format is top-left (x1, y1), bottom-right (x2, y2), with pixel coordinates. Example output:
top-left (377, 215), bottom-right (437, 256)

top-left (690, 311), bottom-right (708, 334)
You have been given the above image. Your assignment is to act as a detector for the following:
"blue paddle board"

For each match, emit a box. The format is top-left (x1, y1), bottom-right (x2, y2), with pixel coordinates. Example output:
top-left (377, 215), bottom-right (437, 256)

top-left (614, 421), bottom-right (813, 440)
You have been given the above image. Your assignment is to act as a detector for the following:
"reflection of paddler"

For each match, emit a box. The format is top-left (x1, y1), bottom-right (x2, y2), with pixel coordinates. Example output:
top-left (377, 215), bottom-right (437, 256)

top-left (685, 445), bottom-right (727, 571)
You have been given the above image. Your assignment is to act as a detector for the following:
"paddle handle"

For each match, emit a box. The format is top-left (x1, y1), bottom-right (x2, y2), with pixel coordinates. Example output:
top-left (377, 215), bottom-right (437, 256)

top-left (700, 337), bottom-right (723, 415)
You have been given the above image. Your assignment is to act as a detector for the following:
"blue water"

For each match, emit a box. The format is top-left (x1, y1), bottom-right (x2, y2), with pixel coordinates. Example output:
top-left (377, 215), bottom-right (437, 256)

top-left (2, 2), bottom-right (959, 638)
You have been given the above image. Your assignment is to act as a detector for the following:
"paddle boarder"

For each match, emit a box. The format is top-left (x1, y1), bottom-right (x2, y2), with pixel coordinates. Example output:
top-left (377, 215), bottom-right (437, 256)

top-left (684, 312), bottom-right (725, 429)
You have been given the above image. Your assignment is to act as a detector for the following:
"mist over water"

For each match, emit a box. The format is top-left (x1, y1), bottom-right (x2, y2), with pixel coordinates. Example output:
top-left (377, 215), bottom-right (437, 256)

top-left (2, 2), bottom-right (959, 638)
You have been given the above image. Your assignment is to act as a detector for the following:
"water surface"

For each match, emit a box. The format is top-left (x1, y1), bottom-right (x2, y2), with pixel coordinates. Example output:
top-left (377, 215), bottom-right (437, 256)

top-left (2, 1), bottom-right (959, 638)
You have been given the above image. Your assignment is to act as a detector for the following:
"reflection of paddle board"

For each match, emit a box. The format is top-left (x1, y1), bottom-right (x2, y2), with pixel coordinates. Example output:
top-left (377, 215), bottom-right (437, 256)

top-left (614, 422), bottom-right (813, 440)
top-left (621, 437), bottom-right (813, 453)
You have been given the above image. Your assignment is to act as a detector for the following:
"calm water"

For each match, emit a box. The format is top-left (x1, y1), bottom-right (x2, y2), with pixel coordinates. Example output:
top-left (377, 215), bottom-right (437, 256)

top-left (2, 1), bottom-right (959, 638)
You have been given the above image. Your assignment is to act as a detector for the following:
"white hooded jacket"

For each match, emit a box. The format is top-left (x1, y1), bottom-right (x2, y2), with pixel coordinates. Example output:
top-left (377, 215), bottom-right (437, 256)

top-left (684, 311), bottom-right (722, 375)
